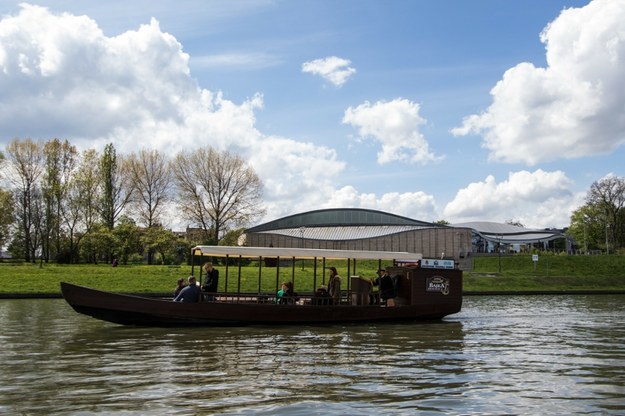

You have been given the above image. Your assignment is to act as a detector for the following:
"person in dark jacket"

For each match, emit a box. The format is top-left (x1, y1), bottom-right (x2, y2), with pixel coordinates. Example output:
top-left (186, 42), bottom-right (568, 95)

top-left (371, 268), bottom-right (397, 306)
top-left (174, 276), bottom-right (200, 303)
top-left (202, 262), bottom-right (219, 301)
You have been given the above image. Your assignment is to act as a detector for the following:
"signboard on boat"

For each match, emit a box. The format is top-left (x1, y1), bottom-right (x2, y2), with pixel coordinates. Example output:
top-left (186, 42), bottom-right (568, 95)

top-left (421, 259), bottom-right (454, 269)
top-left (426, 276), bottom-right (450, 295)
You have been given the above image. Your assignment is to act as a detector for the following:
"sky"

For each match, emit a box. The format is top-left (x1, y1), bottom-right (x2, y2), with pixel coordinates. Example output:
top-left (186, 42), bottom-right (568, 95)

top-left (1, 0), bottom-right (624, 231)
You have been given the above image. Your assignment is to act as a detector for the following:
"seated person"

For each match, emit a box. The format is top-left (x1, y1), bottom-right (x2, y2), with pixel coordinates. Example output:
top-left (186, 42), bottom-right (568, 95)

top-left (313, 285), bottom-right (331, 305)
top-left (174, 276), bottom-right (200, 303)
top-left (173, 277), bottom-right (187, 299)
top-left (282, 281), bottom-right (299, 304)
top-left (276, 281), bottom-right (288, 303)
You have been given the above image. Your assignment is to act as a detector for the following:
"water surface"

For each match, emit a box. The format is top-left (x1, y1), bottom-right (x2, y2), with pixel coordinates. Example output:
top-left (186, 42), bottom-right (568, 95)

top-left (0, 295), bottom-right (624, 415)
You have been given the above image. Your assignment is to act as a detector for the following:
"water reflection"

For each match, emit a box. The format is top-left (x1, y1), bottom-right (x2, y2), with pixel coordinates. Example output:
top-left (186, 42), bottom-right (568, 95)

top-left (0, 296), bottom-right (624, 415)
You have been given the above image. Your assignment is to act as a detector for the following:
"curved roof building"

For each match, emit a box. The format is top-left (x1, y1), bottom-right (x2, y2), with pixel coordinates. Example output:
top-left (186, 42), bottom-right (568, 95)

top-left (245, 208), bottom-right (472, 263)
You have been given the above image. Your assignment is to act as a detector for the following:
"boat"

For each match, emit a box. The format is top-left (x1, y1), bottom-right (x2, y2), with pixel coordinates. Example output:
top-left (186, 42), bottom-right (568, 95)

top-left (61, 245), bottom-right (462, 326)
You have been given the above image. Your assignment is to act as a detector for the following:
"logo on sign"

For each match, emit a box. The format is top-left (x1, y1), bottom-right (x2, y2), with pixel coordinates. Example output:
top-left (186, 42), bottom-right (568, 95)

top-left (426, 276), bottom-right (450, 295)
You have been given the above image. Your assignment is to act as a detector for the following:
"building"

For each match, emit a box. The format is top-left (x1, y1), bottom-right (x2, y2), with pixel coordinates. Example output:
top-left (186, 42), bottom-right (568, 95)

top-left (244, 208), bottom-right (473, 264)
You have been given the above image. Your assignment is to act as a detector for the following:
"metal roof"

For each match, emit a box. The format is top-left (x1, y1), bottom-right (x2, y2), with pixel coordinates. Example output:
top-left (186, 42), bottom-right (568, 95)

top-left (246, 208), bottom-right (437, 232)
top-left (452, 221), bottom-right (563, 243)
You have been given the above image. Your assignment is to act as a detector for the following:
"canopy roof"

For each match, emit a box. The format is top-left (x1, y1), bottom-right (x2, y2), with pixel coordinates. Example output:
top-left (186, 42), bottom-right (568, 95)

top-left (192, 245), bottom-right (423, 261)
top-left (452, 221), bottom-right (564, 244)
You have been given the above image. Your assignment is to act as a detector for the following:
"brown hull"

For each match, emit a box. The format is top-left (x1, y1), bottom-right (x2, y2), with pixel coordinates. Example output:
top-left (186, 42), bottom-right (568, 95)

top-left (60, 280), bottom-right (462, 327)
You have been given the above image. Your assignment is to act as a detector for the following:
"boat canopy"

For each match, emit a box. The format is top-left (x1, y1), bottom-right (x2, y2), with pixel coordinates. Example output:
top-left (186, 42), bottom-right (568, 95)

top-left (192, 245), bottom-right (422, 261)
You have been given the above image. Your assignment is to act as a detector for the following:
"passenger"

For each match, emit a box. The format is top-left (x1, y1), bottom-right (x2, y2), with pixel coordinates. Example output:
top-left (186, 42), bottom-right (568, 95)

top-left (328, 266), bottom-right (341, 305)
top-left (283, 281), bottom-right (299, 304)
top-left (276, 281), bottom-right (288, 304)
top-left (174, 276), bottom-right (200, 303)
top-left (201, 262), bottom-right (219, 301)
top-left (173, 277), bottom-right (187, 299)
top-left (371, 268), bottom-right (396, 306)
top-left (314, 285), bottom-right (331, 305)
top-left (369, 269), bottom-right (384, 305)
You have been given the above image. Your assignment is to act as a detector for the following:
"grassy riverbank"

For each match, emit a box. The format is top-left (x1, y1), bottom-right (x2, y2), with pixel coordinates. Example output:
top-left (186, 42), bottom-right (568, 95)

top-left (1, 254), bottom-right (624, 295)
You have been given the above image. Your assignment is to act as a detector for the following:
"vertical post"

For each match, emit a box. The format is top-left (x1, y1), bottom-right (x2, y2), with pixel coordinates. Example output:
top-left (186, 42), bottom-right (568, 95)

top-left (498, 235), bottom-right (502, 273)
top-left (606, 223), bottom-right (610, 255)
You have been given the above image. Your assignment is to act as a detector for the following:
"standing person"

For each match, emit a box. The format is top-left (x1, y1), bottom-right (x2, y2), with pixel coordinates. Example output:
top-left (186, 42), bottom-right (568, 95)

top-left (328, 266), bottom-right (341, 305)
top-left (202, 262), bottom-right (219, 301)
top-left (173, 277), bottom-right (187, 299)
top-left (174, 276), bottom-right (200, 303)
top-left (371, 268), bottom-right (396, 306)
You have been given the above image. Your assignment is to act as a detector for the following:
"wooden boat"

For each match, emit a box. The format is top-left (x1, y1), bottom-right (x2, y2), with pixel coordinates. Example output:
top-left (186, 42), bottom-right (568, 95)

top-left (61, 246), bottom-right (462, 326)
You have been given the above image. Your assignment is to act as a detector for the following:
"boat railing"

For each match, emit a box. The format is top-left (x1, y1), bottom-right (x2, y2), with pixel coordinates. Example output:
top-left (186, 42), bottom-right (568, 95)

top-left (200, 291), bottom-right (356, 306)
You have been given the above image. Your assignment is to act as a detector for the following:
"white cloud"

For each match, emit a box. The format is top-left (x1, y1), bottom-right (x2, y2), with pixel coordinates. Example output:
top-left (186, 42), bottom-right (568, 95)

top-left (342, 98), bottom-right (441, 165)
top-left (301, 56), bottom-right (356, 87)
top-left (452, 0), bottom-right (625, 165)
top-left (0, 4), bottom-right (439, 228)
top-left (316, 186), bottom-right (438, 222)
top-left (443, 169), bottom-right (584, 228)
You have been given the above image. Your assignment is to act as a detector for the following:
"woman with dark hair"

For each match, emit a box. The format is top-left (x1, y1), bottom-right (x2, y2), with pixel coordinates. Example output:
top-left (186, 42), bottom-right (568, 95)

top-left (328, 266), bottom-right (341, 305)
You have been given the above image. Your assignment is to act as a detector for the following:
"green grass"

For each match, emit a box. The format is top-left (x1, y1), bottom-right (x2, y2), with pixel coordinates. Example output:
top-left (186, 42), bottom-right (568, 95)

top-left (0, 259), bottom-right (387, 295)
top-left (466, 254), bottom-right (625, 292)
top-left (1, 255), bottom-right (624, 295)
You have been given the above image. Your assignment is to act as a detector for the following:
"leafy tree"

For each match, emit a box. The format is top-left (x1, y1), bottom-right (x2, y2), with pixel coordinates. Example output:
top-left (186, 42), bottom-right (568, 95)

top-left (141, 226), bottom-right (181, 265)
top-left (172, 146), bottom-right (265, 242)
top-left (586, 175), bottom-right (625, 252)
top-left (127, 149), bottom-right (172, 228)
top-left (99, 143), bottom-right (133, 230)
top-left (220, 227), bottom-right (246, 246)
top-left (80, 223), bottom-right (114, 264)
top-left (112, 216), bottom-right (141, 265)
top-left (434, 220), bottom-right (450, 225)
top-left (42, 139), bottom-right (77, 261)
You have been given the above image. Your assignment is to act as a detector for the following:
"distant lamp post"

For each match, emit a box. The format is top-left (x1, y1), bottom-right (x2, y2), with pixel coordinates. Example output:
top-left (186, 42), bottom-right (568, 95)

top-left (498, 234), bottom-right (502, 273)
top-left (583, 215), bottom-right (588, 255)
top-left (606, 223), bottom-right (610, 255)
top-left (299, 226), bottom-right (306, 269)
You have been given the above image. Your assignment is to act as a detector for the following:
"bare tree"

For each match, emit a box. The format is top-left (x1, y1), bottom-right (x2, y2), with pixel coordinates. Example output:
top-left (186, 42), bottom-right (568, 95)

top-left (172, 146), bottom-right (265, 243)
top-left (127, 149), bottom-right (172, 228)
top-left (4, 138), bottom-right (44, 261)
top-left (63, 148), bottom-right (100, 262)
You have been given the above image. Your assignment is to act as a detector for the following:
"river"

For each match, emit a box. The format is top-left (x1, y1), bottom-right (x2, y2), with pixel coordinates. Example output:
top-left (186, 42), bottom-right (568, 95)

top-left (0, 295), bottom-right (624, 415)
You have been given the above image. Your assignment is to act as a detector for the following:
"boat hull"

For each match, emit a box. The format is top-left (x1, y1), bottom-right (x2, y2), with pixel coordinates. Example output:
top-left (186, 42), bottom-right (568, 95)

top-left (61, 282), bottom-right (461, 327)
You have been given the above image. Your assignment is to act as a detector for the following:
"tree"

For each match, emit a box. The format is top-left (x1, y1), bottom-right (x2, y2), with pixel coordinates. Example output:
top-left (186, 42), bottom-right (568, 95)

top-left (587, 175), bottom-right (625, 252)
top-left (127, 149), bottom-right (172, 228)
top-left (0, 153), bottom-right (14, 254)
top-left (172, 146), bottom-right (265, 242)
top-left (140, 226), bottom-right (181, 265)
top-left (112, 216), bottom-right (141, 265)
top-left (42, 139), bottom-right (77, 261)
top-left (4, 139), bottom-right (44, 262)
top-left (0, 188), bottom-right (14, 254)
top-left (62, 148), bottom-right (100, 263)
top-left (99, 143), bottom-right (133, 230)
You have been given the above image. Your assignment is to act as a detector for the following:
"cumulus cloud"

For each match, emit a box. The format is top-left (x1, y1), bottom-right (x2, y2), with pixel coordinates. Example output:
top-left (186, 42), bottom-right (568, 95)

top-left (301, 56), bottom-right (356, 87)
top-left (452, 0), bottom-right (625, 165)
top-left (443, 169), bottom-right (584, 228)
top-left (342, 98), bottom-right (441, 165)
top-left (0, 4), bottom-right (439, 227)
top-left (318, 186), bottom-right (438, 222)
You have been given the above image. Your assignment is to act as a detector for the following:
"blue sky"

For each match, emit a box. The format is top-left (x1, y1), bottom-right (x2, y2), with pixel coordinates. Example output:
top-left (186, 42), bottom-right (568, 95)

top-left (1, 0), bottom-right (623, 231)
